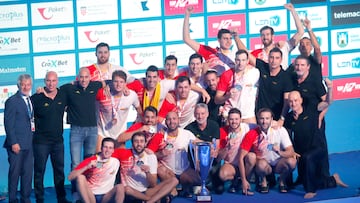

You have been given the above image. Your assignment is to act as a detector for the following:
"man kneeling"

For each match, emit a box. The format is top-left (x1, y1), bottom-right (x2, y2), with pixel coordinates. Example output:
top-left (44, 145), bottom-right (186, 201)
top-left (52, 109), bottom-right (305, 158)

top-left (68, 138), bottom-right (124, 203)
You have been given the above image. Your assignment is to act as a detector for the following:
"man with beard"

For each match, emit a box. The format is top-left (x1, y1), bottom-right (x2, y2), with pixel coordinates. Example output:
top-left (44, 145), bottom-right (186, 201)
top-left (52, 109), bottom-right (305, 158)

top-left (216, 108), bottom-right (254, 194)
top-left (284, 91), bottom-right (347, 199)
top-left (147, 112), bottom-right (202, 198)
top-left (239, 108), bottom-right (297, 195)
top-left (215, 49), bottom-right (259, 124)
top-left (158, 76), bottom-right (200, 128)
top-left (287, 18), bottom-right (323, 82)
top-left (95, 70), bottom-right (141, 151)
top-left (85, 42), bottom-right (135, 82)
top-left (183, 6), bottom-right (236, 75)
top-left (201, 70), bottom-right (223, 125)
top-left (118, 106), bottom-right (163, 146)
top-left (251, 3), bottom-right (304, 70)
top-left (112, 132), bottom-right (178, 203)
top-left (234, 35), bottom-right (293, 125)
top-left (68, 138), bottom-right (125, 203)
top-left (127, 65), bottom-right (208, 114)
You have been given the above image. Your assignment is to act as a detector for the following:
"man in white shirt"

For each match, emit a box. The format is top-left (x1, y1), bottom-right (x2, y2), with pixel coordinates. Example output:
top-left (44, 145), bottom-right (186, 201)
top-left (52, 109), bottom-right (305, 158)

top-left (112, 132), bottom-right (178, 203)
top-left (147, 112), bottom-right (202, 198)
top-left (239, 108), bottom-right (297, 195)
top-left (68, 138), bottom-right (124, 203)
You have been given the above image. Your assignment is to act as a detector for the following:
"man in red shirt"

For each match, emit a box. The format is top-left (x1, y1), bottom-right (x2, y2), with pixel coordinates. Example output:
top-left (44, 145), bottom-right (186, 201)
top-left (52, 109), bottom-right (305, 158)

top-left (68, 138), bottom-right (124, 203)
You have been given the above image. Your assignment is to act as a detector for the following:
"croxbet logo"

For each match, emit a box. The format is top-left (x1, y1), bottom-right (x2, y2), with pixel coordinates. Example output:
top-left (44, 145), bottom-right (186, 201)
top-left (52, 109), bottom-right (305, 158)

top-left (255, 16), bottom-right (280, 26)
top-left (0, 36), bottom-right (21, 45)
top-left (337, 32), bottom-right (348, 48)
top-left (41, 60), bottom-right (68, 67)
top-left (37, 7), bottom-right (66, 20)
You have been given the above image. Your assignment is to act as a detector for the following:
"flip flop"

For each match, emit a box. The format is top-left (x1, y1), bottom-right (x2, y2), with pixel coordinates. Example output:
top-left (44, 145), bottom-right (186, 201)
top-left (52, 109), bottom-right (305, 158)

top-left (279, 185), bottom-right (288, 193)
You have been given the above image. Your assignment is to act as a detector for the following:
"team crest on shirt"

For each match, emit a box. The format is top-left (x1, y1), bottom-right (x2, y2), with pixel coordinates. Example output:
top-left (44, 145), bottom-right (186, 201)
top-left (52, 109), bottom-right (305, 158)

top-left (75, 90), bottom-right (80, 94)
top-left (90, 91), bottom-right (94, 94)
top-left (44, 103), bottom-right (49, 107)
top-left (303, 116), bottom-right (308, 120)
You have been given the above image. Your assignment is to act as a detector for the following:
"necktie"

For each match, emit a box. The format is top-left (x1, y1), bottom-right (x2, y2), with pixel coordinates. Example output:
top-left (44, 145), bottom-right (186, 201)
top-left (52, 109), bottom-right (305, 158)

top-left (26, 97), bottom-right (32, 118)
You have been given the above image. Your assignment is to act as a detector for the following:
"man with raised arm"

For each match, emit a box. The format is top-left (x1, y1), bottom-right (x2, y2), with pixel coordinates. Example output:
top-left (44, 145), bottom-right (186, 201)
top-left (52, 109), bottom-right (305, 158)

top-left (183, 6), bottom-right (236, 75)
top-left (251, 3), bottom-right (304, 70)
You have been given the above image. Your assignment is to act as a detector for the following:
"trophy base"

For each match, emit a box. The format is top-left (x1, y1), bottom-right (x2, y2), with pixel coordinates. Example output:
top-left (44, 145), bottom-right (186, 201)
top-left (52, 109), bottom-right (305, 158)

top-left (196, 195), bottom-right (212, 202)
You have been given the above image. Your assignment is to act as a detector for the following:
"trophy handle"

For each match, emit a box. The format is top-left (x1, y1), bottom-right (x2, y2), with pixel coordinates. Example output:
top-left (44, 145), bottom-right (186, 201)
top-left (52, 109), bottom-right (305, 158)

top-left (209, 138), bottom-right (216, 173)
top-left (189, 140), bottom-right (197, 171)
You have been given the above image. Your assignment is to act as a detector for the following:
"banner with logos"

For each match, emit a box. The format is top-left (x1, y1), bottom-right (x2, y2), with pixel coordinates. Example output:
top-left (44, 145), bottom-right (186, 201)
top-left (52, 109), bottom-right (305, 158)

top-left (0, 0), bottom-right (360, 135)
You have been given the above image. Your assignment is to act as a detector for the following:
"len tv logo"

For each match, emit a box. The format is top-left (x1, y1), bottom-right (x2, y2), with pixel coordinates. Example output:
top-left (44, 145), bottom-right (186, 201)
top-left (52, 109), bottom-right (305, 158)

top-left (255, 15), bottom-right (280, 26)
top-left (337, 32), bottom-right (348, 48)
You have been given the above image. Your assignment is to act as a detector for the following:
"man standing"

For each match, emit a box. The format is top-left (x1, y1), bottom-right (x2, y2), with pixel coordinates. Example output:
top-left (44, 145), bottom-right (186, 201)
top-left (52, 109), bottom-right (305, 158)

top-left (201, 70), bottom-right (223, 125)
top-left (127, 65), bottom-right (176, 112)
top-left (159, 55), bottom-right (187, 80)
top-left (287, 18), bottom-right (323, 81)
top-left (234, 34), bottom-right (293, 125)
top-left (183, 6), bottom-right (235, 74)
top-left (113, 132), bottom-right (178, 203)
top-left (159, 76), bottom-right (200, 128)
top-left (215, 49), bottom-right (259, 124)
top-left (96, 70), bottom-right (141, 151)
top-left (85, 42), bottom-right (134, 82)
top-left (251, 3), bottom-right (304, 70)
top-left (68, 138), bottom-right (125, 203)
top-left (31, 71), bottom-right (70, 203)
top-left (4, 74), bottom-right (34, 203)
top-left (239, 108), bottom-right (297, 195)
top-left (61, 67), bottom-right (103, 169)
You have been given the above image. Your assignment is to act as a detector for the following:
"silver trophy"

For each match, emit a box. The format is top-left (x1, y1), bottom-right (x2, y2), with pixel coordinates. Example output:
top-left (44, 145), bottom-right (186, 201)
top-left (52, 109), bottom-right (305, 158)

top-left (189, 139), bottom-right (216, 202)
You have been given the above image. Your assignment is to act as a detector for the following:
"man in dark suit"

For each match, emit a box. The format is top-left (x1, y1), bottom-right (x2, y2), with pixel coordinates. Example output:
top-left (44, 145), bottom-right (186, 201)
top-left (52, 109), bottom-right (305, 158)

top-left (3, 74), bottom-right (34, 203)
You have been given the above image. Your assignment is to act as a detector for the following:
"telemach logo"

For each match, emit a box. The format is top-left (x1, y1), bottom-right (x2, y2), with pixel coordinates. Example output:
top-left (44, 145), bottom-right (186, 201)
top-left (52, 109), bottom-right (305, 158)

top-left (331, 4), bottom-right (360, 26)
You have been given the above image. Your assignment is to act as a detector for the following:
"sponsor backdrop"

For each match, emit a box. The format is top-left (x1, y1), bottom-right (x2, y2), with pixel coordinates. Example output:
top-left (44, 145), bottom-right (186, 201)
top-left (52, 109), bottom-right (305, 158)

top-left (0, 0), bottom-right (359, 188)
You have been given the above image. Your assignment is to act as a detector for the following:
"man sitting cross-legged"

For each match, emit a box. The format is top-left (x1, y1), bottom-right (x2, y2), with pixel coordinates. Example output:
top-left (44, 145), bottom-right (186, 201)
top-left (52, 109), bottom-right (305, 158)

top-left (112, 132), bottom-right (178, 203)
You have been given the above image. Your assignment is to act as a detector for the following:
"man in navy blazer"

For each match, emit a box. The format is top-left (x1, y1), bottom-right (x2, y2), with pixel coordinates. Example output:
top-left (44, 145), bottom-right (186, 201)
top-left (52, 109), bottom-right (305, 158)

top-left (3, 74), bottom-right (34, 203)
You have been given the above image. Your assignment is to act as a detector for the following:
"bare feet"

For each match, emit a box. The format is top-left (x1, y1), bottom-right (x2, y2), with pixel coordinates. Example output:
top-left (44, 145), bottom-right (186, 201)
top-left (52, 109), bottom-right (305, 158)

top-left (333, 173), bottom-right (348, 188)
top-left (304, 192), bottom-right (317, 199)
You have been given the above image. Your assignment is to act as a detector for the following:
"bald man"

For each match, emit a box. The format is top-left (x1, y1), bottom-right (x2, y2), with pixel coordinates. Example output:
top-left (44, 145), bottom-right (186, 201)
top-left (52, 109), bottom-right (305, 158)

top-left (284, 91), bottom-right (347, 199)
top-left (31, 71), bottom-right (70, 203)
